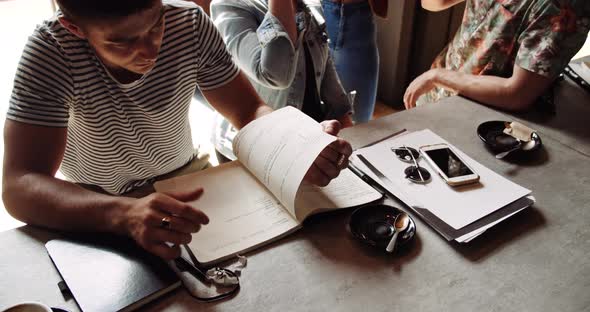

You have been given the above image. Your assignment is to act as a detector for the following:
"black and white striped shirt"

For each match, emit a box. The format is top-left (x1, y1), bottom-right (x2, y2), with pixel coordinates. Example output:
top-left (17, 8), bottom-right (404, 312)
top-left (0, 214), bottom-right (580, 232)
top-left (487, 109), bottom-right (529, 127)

top-left (7, 0), bottom-right (239, 194)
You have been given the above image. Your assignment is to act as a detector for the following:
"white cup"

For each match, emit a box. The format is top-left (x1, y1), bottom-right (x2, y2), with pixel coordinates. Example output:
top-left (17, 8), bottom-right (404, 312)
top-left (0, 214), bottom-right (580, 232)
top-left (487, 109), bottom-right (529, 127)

top-left (2, 302), bottom-right (53, 312)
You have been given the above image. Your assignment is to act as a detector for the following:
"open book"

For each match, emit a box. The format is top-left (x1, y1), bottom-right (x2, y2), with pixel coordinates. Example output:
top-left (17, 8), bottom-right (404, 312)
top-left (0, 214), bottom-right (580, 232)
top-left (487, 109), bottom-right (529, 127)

top-left (155, 107), bottom-right (382, 266)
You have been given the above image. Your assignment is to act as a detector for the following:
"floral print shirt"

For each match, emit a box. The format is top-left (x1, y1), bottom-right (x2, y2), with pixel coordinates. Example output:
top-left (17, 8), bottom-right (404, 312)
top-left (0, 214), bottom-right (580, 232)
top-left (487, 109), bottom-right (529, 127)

top-left (422, 0), bottom-right (590, 104)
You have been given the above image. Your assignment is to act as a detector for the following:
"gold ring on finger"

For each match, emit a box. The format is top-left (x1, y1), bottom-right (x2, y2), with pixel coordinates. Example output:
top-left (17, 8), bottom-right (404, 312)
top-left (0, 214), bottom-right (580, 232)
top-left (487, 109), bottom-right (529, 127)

top-left (337, 154), bottom-right (346, 167)
top-left (160, 216), bottom-right (172, 230)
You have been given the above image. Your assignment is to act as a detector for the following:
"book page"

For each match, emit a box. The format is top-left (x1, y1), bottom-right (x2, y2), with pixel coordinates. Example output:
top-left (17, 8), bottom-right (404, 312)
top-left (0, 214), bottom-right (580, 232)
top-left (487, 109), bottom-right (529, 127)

top-left (232, 106), bottom-right (336, 216)
top-left (294, 169), bottom-right (382, 221)
top-left (154, 162), bottom-right (300, 265)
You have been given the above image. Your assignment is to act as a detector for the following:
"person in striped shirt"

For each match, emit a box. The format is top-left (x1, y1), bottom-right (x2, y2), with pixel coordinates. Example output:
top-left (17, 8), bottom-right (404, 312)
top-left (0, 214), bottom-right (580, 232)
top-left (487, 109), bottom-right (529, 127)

top-left (3, 0), bottom-right (352, 260)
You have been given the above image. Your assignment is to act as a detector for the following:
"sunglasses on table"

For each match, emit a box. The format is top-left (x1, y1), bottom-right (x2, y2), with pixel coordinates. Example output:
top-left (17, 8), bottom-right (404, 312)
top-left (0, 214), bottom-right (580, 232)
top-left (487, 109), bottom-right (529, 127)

top-left (390, 146), bottom-right (431, 184)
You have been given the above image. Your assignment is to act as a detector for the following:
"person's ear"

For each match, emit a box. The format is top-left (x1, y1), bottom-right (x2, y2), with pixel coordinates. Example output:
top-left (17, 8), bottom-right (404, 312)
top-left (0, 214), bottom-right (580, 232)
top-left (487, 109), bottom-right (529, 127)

top-left (58, 17), bottom-right (86, 39)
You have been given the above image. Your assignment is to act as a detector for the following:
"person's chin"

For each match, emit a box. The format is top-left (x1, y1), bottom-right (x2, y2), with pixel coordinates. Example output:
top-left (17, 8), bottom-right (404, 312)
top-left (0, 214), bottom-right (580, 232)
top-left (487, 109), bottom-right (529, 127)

top-left (131, 62), bottom-right (156, 74)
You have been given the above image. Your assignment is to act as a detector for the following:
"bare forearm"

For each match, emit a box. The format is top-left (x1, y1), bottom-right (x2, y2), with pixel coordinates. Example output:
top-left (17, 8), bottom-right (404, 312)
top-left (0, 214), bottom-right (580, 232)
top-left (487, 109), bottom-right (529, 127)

top-left (433, 69), bottom-right (537, 111)
top-left (3, 173), bottom-right (131, 234)
top-left (204, 72), bottom-right (274, 129)
top-left (269, 0), bottom-right (297, 44)
top-left (230, 100), bottom-right (273, 129)
top-left (253, 103), bottom-right (274, 120)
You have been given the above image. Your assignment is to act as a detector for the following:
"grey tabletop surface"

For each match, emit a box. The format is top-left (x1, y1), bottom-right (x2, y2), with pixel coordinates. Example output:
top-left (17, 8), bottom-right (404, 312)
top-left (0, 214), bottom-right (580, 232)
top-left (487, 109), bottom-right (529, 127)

top-left (1, 80), bottom-right (589, 312)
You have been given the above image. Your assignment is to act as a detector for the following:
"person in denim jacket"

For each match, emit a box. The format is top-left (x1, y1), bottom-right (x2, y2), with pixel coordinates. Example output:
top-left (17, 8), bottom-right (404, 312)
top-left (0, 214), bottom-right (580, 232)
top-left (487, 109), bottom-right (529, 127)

top-left (211, 0), bottom-right (354, 160)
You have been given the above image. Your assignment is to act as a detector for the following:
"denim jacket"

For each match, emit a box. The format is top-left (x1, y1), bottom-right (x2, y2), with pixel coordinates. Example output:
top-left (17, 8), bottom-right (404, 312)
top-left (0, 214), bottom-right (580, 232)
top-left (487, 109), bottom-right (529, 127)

top-left (210, 0), bottom-right (352, 159)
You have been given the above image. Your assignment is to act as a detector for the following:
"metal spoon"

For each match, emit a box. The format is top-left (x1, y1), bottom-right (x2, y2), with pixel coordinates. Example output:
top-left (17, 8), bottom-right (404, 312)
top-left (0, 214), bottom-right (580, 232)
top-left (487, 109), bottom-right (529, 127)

top-left (495, 141), bottom-right (522, 159)
top-left (385, 213), bottom-right (410, 253)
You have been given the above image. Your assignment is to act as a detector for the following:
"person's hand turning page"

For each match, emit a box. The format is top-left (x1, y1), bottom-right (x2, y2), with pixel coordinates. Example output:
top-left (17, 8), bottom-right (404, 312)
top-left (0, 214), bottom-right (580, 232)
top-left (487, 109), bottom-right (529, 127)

top-left (233, 106), bottom-right (337, 213)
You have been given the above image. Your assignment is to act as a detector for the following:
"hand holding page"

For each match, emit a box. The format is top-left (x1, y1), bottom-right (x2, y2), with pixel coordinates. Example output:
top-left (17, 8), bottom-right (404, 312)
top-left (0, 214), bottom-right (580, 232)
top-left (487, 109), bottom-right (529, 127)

top-left (155, 107), bottom-right (381, 265)
top-left (294, 169), bottom-right (380, 221)
top-left (232, 106), bottom-right (338, 210)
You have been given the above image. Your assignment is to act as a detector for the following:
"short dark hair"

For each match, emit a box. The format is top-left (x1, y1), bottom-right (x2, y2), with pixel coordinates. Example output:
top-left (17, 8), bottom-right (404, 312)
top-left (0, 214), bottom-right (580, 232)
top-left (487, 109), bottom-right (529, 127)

top-left (56, 0), bottom-right (159, 22)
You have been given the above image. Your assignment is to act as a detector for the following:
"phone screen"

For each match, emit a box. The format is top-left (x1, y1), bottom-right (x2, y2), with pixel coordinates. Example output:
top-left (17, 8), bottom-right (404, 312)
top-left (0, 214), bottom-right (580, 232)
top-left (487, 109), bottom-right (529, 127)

top-left (424, 148), bottom-right (473, 178)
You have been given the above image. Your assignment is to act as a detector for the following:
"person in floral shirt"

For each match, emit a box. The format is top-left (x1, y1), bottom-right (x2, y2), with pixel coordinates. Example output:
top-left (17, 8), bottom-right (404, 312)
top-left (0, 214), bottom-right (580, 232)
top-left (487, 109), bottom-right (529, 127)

top-left (404, 0), bottom-right (590, 111)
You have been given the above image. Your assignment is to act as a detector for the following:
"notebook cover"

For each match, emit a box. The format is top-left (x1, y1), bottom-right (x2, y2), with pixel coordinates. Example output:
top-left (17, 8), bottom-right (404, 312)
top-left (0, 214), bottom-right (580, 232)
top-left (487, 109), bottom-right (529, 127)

top-left (46, 235), bottom-right (181, 312)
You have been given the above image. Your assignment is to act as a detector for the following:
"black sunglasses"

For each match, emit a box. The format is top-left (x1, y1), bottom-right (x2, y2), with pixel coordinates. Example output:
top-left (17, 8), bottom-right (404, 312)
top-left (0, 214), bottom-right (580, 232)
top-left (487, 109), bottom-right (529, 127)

top-left (391, 146), bottom-right (431, 184)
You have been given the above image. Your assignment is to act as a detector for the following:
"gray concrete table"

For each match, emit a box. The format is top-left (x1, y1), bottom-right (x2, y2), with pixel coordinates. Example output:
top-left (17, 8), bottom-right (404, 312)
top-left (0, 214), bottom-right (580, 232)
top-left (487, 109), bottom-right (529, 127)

top-left (506, 55), bottom-right (590, 157)
top-left (1, 88), bottom-right (589, 311)
top-left (508, 72), bottom-right (590, 157)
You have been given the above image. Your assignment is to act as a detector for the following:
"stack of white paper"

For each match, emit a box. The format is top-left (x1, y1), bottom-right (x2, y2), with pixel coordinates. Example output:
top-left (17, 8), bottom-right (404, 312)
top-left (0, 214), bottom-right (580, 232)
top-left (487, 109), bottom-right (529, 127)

top-left (352, 129), bottom-right (534, 243)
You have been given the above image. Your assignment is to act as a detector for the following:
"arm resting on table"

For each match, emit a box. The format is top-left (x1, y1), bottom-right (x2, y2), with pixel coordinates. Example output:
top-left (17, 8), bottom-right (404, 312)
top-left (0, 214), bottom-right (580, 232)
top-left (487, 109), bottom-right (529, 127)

top-left (405, 64), bottom-right (555, 111)
top-left (2, 121), bottom-right (132, 233)
top-left (433, 65), bottom-right (554, 111)
top-left (2, 120), bottom-right (211, 260)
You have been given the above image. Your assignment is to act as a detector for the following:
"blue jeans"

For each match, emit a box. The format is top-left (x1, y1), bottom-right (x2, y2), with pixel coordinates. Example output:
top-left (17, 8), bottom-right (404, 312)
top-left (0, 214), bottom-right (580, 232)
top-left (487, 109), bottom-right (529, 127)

top-left (321, 0), bottom-right (379, 124)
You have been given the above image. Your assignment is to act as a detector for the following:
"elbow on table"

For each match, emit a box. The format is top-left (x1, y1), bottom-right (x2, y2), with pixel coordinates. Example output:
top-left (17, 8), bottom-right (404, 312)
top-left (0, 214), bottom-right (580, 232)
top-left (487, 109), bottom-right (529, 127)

top-left (501, 88), bottom-right (538, 112)
top-left (2, 180), bottom-right (25, 222)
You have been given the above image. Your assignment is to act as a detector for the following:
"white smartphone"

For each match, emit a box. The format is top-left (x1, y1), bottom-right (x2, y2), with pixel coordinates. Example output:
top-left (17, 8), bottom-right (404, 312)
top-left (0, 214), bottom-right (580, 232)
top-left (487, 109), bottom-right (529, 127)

top-left (419, 143), bottom-right (480, 186)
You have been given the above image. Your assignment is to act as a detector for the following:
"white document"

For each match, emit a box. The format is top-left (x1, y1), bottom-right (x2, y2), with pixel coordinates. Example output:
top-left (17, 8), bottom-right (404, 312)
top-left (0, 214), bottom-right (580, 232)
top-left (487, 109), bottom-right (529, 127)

top-left (233, 106), bottom-right (337, 214)
top-left (455, 205), bottom-right (525, 242)
top-left (294, 169), bottom-right (382, 221)
top-left (356, 129), bottom-right (531, 230)
top-left (455, 195), bottom-right (535, 242)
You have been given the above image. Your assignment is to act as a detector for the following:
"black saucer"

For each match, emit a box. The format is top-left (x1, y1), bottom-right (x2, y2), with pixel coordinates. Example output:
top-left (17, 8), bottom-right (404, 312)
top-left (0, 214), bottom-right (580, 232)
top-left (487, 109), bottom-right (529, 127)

top-left (348, 204), bottom-right (416, 250)
top-left (477, 120), bottom-right (542, 154)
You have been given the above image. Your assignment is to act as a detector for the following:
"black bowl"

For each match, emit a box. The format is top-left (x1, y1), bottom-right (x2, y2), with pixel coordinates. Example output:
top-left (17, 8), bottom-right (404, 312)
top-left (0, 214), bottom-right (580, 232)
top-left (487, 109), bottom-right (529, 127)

top-left (348, 204), bottom-right (416, 250)
top-left (477, 120), bottom-right (542, 154)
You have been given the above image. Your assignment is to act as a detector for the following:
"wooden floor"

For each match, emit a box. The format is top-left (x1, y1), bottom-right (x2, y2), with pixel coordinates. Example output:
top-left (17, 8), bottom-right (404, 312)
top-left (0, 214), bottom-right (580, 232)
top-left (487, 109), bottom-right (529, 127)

top-left (373, 100), bottom-right (402, 119)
